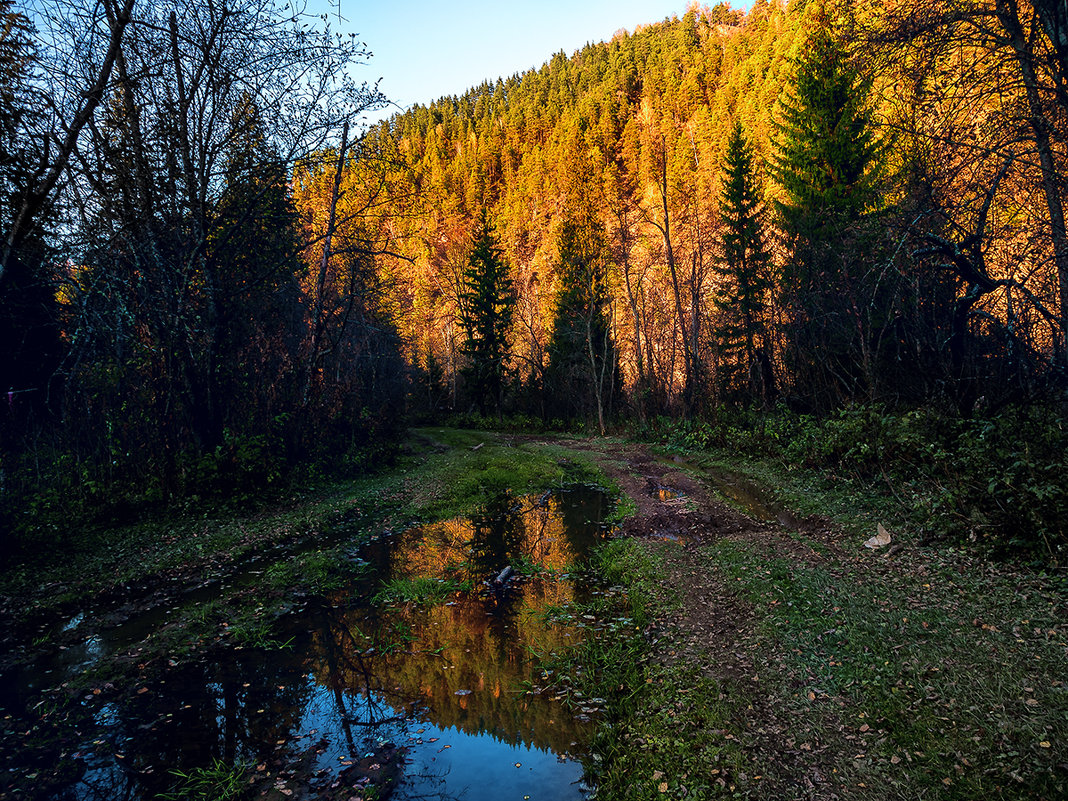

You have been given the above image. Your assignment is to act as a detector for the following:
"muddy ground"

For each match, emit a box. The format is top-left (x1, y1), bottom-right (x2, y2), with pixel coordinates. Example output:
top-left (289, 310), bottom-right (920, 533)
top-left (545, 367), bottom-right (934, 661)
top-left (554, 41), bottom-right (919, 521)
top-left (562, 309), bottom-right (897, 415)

top-left (2, 434), bottom-right (1064, 800)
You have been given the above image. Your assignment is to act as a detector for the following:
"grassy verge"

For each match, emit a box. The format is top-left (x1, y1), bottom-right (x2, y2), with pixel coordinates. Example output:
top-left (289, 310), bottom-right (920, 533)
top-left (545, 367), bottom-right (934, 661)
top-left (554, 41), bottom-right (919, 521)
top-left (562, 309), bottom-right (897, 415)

top-left (704, 536), bottom-right (1066, 799)
top-left (550, 538), bottom-right (750, 799)
top-left (0, 428), bottom-right (609, 651)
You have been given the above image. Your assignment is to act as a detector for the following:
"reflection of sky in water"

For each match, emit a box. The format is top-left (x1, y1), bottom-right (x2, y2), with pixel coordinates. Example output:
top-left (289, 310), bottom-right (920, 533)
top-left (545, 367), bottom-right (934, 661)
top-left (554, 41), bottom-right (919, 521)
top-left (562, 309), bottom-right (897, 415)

top-left (6, 488), bottom-right (607, 801)
top-left (296, 676), bottom-right (585, 800)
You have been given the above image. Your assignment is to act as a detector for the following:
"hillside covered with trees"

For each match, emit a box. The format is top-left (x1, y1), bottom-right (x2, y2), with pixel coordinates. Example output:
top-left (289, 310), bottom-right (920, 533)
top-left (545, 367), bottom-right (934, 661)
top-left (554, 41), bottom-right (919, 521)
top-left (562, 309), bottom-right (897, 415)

top-left (347, 0), bottom-right (1065, 429)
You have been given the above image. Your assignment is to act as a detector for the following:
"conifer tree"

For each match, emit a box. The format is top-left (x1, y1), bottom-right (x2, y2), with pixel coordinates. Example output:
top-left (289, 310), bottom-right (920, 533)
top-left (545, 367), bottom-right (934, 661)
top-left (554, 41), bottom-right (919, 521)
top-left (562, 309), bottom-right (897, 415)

top-left (0, 2), bottom-right (63, 421)
top-left (715, 122), bottom-right (775, 406)
top-left (772, 23), bottom-right (880, 240)
top-left (458, 208), bottom-right (515, 417)
top-left (545, 215), bottom-right (618, 433)
top-left (770, 16), bottom-right (884, 407)
top-left (210, 97), bottom-right (304, 441)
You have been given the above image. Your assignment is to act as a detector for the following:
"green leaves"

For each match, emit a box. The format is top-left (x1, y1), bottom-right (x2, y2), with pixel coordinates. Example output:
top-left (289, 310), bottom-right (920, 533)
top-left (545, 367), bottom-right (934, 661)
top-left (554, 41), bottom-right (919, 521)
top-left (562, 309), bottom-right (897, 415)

top-left (457, 208), bottom-right (516, 417)
top-left (771, 23), bottom-right (882, 233)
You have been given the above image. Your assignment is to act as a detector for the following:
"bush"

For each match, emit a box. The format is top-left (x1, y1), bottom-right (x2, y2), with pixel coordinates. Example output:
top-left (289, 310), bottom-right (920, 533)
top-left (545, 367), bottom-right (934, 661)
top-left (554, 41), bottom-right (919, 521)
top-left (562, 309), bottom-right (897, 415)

top-left (652, 403), bottom-right (1067, 564)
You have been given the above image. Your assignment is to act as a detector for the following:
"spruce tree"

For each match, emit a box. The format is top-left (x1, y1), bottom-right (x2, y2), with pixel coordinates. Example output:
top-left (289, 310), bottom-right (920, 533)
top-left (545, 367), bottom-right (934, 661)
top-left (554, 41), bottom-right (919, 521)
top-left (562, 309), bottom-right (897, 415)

top-left (770, 17), bottom-right (883, 408)
top-left (210, 97), bottom-right (304, 441)
top-left (545, 215), bottom-right (618, 433)
top-left (458, 208), bottom-right (515, 417)
top-left (0, 3), bottom-right (63, 420)
top-left (715, 122), bottom-right (775, 406)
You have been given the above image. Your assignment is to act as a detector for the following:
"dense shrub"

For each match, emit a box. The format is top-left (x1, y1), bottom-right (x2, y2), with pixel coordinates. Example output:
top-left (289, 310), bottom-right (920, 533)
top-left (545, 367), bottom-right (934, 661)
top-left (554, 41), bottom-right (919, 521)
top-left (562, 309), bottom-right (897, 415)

top-left (651, 403), bottom-right (1067, 564)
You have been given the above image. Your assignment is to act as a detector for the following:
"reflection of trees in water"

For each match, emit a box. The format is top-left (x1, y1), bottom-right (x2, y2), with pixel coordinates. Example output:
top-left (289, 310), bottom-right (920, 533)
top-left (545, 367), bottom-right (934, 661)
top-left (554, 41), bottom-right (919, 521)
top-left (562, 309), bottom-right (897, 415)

top-left (397, 765), bottom-right (468, 801)
top-left (56, 644), bottom-right (317, 800)
top-left (310, 603), bottom-right (411, 754)
top-left (20, 489), bottom-right (606, 800)
top-left (304, 491), bottom-right (604, 754)
top-left (308, 593), bottom-right (589, 752)
top-left (386, 488), bottom-right (607, 586)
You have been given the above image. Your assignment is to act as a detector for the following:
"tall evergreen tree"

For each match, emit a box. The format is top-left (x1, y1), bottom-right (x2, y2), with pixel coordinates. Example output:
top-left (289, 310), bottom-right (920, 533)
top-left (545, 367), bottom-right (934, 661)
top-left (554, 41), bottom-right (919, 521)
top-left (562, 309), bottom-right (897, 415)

top-left (715, 122), bottom-right (775, 406)
top-left (457, 209), bottom-right (515, 417)
top-left (545, 215), bottom-right (619, 433)
top-left (210, 96), bottom-right (304, 442)
top-left (770, 16), bottom-right (884, 408)
top-left (0, 2), bottom-right (63, 424)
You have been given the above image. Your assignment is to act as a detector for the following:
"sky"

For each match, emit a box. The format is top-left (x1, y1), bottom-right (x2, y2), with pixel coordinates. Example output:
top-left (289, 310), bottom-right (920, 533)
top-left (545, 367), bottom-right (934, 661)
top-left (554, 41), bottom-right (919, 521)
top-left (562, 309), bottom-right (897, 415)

top-left (317, 1), bottom-right (751, 125)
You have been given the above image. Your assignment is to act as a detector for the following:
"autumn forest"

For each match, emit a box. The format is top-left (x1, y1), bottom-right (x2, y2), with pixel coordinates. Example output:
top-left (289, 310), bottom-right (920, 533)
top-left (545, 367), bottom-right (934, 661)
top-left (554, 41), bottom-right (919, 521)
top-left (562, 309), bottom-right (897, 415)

top-left (1, 0), bottom-right (1066, 558)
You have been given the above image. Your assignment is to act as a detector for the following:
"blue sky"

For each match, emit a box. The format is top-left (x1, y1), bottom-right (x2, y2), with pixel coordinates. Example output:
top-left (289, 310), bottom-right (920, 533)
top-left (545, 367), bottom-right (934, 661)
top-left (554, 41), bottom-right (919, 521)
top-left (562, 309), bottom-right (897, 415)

top-left (318, 1), bottom-right (751, 125)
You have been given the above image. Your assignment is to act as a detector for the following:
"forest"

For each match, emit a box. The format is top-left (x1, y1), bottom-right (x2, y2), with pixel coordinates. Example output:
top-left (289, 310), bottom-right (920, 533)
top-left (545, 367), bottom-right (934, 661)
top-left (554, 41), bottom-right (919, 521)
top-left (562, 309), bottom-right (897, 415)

top-left (1, 2), bottom-right (1066, 800)
top-left (1, 0), bottom-right (1066, 561)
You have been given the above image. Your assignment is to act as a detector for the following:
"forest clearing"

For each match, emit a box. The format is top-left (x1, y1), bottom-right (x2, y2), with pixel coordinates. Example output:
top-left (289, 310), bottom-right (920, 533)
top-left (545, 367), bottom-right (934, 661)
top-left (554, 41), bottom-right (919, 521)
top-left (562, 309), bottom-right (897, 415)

top-left (3, 0), bottom-right (1068, 797)
top-left (1, 430), bottom-right (1063, 800)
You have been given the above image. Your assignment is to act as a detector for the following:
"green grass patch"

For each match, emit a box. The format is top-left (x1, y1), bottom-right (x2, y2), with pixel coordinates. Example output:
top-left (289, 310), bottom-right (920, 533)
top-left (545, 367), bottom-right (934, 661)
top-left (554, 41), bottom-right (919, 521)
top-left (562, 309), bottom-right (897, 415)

top-left (704, 538), bottom-right (1067, 800)
top-left (402, 428), bottom-right (607, 520)
top-left (157, 757), bottom-right (251, 801)
top-left (372, 576), bottom-right (471, 606)
top-left (589, 661), bottom-right (743, 800)
top-left (539, 538), bottom-right (750, 799)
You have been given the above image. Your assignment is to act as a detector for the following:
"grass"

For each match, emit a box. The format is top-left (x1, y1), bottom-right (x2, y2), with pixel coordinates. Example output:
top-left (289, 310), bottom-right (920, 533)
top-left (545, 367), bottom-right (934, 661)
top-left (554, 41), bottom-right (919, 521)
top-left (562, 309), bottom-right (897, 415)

top-left (157, 757), bottom-right (251, 801)
top-left (0, 428), bottom-right (609, 630)
top-left (227, 616), bottom-right (294, 650)
top-left (539, 538), bottom-right (752, 800)
top-left (702, 538), bottom-right (1066, 800)
top-left (402, 427), bottom-right (607, 519)
top-left (372, 576), bottom-right (471, 605)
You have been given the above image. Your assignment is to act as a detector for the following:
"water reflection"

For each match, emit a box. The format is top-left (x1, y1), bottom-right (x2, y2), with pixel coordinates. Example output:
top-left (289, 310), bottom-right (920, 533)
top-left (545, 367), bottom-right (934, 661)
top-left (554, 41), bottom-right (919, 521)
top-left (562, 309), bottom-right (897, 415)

top-left (0, 487), bottom-right (609, 800)
top-left (656, 486), bottom-right (683, 502)
top-left (702, 465), bottom-right (798, 527)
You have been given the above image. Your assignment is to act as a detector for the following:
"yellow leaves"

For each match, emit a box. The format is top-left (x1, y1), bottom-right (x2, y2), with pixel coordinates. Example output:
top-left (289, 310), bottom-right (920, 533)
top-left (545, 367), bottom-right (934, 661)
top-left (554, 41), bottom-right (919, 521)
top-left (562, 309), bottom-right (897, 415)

top-left (651, 770), bottom-right (669, 792)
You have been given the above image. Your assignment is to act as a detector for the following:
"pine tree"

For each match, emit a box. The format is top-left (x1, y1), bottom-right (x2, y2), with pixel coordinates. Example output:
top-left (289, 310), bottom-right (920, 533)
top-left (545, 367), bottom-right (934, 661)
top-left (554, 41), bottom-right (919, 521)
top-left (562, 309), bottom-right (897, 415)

top-left (457, 208), bottom-right (515, 417)
top-left (545, 215), bottom-right (618, 433)
top-left (770, 16), bottom-right (884, 408)
top-left (0, 3), bottom-right (63, 420)
top-left (715, 122), bottom-right (775, 406)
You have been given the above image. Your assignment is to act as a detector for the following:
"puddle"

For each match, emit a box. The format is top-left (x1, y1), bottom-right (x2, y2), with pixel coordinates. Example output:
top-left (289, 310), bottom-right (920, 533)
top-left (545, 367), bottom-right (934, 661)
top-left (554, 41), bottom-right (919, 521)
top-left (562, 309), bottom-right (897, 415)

top-left (655, 486), bottom-right (683, 502)
top-left (0, 487), bottom-right (611, 800)
top-left (657, 455), bottom-right (797, 528)
top-left (702, 466), bottom-right (798, 528)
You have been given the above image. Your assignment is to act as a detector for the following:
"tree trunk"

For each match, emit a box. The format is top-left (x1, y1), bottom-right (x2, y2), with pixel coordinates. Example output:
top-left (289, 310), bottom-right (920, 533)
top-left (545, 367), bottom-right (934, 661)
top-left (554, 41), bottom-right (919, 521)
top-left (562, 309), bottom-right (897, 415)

top-left (655, 147), bottom-right (695, 415)
top-left (303, 120), bottom-right (350, 408)
top-left (997, 0), bottom-right (1068, 362)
